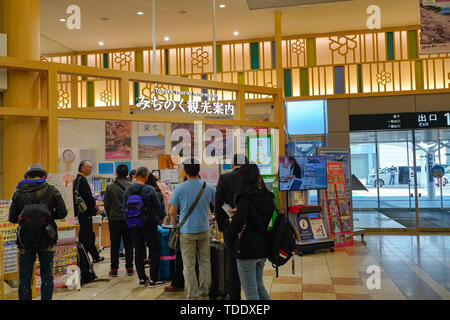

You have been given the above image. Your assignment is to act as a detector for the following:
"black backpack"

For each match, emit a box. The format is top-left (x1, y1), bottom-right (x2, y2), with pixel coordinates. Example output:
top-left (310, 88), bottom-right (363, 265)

top-left (267, 202), bottom-right (297, 270)
top-left (76, 241), bottom-right (97, 285)
top-left (17, 186), bottom-right (58, 250)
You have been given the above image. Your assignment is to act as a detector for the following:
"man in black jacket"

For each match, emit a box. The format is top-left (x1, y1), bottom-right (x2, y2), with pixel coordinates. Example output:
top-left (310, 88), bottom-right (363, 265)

top-left (9, 164), bottom-right (68, 300)
top-left (73, 160), bottom-right (104, 263)
top-left (215, 154), bottom-right (248, 300)
top-left (104, 164), bottom-right (133, 277)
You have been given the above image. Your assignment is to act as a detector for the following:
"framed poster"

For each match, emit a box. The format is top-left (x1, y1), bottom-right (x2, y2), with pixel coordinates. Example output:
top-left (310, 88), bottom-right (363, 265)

top-left (247, 135), bottom-right (274, 176)
top-left (105, 121), bottom-right (132, 160)
top-left (419, 0), bottom-right (450, 54)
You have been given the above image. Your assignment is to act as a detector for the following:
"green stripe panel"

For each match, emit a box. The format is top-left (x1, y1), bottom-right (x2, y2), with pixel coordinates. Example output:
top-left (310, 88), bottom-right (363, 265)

top-left (165, 49), bottom-right (169, 75)
top-left (300, 68), bottom-right (309, 97)
top-left (408, 30), bottom-right (418, 59)
top-left (216, 45), bottom-right (222, 73)
top-left (306, 38), bottom-right (316, 67)
top-left (415, 61), bottom-right (423, 90)
top-left (180, 85), bottom-right (189, 102)
top-left (135, 51), bottom-right (143, 72)
top-left (103, 53), bottom-right (109, 68)
top-left (238, 72), bottom-right (245, 84)
top-left (250, 42), bottom-right (260, 70)
top-left (283, 69), bottom-right (292, 97)
top-left (357, 64), bottom-right (363, 93)
top-left (386, 32), bottom-right (394, 61)
top-left (134, 82), bottom-right (139, 104)
top-left (87, 81), bottom-right (94, 107)
top-left (82, 55), bottom-right (87, 81)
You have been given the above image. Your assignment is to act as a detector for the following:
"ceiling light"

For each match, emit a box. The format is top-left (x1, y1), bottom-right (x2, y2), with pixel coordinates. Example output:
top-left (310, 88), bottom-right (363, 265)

top-left (233, 31), bottom-right (239, 36)
top-left (137, 11), bottom-right (144, 15)
top-left (99, 41), bottom-right (104, 46)
top-left (59, 18), bottom-right (66, 22)
top-left (164, 36), bottom-right (170, 41)
top-left (219, 4), bottom-right (226, 8)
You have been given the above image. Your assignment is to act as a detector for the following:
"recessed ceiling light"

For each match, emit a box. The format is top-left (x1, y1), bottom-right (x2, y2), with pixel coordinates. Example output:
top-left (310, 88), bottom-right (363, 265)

top-left (59, 18), bottom-right (66, 22)
top-left (137, 11), bottom-right (144, 15)
top-left (99, 41), bottom-right (104, 46)
top-left (164, 36), bottom-right (170, 41)
top-left (233, 31), bottom-right (239, 36)
top-left (219, 4), bottom-right (226, 8)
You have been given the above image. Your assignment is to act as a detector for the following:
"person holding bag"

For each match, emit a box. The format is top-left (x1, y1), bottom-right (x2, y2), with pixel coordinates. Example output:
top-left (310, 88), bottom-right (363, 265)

top-left (169, 158), bottom-right (216, 300)
top-left (230, 163), bottom-right (273, 300)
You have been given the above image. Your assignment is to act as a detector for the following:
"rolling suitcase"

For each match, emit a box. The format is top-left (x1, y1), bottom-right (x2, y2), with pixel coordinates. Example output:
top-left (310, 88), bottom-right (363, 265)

top-left (209, 239), bottom-right (227, 299)
top-left (158, 225), bottom-right (176, 280)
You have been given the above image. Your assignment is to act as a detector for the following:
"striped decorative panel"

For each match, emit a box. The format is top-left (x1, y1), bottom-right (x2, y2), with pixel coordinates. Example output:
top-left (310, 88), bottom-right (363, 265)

top-left (87, 81), bottom-right (95, 107)
top-left (134, 82), bottom-right (139, 104)
top-left (300, 68), bottom-right (309, 96)
top-left (334, 66), bottom-right (345, 94)
top-left (250, 42), bottom-right (260, 70)
top-left (271, 41), bottom-right (276, 68)
top-left (216, 45), bottom-right (223, 73)
top-left (165, 49), bottom-right (169, 75)
top-left (386, 32), bottom-right (394, 61)
top-left (135, 51), bottom-right (144, 72)
top-left (415, 61), bottom-right (423, 90)
top-left (103, 53), bottom-right (109, 68)
top-left (284, 69), bottom-right (292, 97)
top-left (357, 64), bottom-right (362, 93)
top-left (408, 30), bottom-right (418, 59)
top-left (306, 38), bottom-right (316, 67)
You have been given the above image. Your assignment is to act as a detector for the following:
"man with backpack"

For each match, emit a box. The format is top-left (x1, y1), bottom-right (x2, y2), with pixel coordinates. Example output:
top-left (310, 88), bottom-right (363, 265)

top-left (73, 160), bottom-right (104, 263)
top-left (104, 164), bottom-right (134, 277)
top-left (8, 164), bottom-right (68, 300)
top-left (123, 166), bottom-right (165, 286)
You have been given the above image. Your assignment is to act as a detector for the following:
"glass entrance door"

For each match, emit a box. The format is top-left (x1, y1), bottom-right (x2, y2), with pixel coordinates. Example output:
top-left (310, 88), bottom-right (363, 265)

top-left (414, 129), bottom-right (450, 230)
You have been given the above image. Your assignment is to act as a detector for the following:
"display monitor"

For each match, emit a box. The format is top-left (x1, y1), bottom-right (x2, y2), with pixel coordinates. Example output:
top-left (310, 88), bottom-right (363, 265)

top-left (279, 156), bottom-right (327, 191)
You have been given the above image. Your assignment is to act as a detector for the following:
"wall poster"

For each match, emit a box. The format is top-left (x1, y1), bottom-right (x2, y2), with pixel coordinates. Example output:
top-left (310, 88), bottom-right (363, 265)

top-left (105, 120), bottom-right (132, 160)
top-left (420, 0), bottom-right (450, 54)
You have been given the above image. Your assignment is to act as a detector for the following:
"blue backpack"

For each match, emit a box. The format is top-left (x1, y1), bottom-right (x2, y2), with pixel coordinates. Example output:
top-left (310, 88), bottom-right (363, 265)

top-left (125, 185), bottom-right (146, 229)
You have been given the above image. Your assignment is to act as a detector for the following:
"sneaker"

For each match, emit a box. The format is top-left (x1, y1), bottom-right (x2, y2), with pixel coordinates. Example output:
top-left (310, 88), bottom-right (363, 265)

top-left (139, 279), bottom-right (148, 286)
top-left (164, 285), bottom-right (184, 292)
top-left (126, 268), bottom-right (134, 276)
top-left (148, 280), bottom-right (166, 287)
top-left (92, 256), bottom-right (105, 263)
top-left (109, 269), bottom-right (118, 277)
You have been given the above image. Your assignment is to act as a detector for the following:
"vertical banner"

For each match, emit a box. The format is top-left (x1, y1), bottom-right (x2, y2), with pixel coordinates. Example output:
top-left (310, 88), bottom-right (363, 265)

top-left (322, 162), bottom-right (353, 248)
top-left (138, 122), bottom-right (165, 159)
top-left (419, 0), bottom-right (450, 54)
top-left (105, 120), bottom-right (132, 160)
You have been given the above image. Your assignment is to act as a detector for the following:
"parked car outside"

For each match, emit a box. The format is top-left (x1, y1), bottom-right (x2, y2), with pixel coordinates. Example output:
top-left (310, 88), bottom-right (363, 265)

top-left (367, 166), bottom-right (421, 188)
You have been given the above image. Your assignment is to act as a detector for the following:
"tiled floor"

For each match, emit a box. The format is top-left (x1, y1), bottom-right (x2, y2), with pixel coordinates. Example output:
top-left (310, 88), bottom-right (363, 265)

top-left (4, 235), bottom-right (450, 300)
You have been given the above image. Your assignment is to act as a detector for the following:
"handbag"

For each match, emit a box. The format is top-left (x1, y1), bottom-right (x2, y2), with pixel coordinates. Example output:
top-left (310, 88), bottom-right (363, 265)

top-left (168, 182), bottom-right (206, 251)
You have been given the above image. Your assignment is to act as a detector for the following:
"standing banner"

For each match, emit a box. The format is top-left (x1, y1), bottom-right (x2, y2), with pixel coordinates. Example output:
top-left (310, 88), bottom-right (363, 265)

top-left (105, 120), bottom-right (132, 160)
top-left (322, 162), bottom-right (353, 248)
top-left (0, 201), bottom-right (18, 275)
top-left (420, 0), bottom-right (450, 54)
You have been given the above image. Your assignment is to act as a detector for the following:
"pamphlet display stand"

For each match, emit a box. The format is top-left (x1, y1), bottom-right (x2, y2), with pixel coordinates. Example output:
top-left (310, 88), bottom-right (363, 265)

top-left (288, 204), bottom-right (335, 256)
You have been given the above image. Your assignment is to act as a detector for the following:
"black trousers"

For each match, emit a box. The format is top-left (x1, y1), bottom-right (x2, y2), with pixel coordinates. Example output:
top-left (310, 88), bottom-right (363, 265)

top-left (224, 226), bottom-right (241, 300)
top-left (78, 214), bottom-right (100, 261)
top-left (109, 220), bottom-right (133, 270)
top-left (132, 224), bottom-right (160, 282)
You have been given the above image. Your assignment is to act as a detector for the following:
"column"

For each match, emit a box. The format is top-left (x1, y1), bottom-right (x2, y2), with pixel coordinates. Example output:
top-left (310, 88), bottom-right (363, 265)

top-left (2, 0), bottom-right (43, 198)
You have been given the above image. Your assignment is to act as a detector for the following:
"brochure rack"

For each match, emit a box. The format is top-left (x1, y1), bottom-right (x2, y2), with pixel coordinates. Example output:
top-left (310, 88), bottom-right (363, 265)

top-left (288, 205), bottom-right (334, 256)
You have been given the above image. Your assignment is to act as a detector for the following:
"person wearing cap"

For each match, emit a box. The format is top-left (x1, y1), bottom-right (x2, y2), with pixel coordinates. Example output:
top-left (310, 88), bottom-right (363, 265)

top-left (8, 164), bottom-right (68, 300)
top-left (73, 160), bottom-right (104, 263)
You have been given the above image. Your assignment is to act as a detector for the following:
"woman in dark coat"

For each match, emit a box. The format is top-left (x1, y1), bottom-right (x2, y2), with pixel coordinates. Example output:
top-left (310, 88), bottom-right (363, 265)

top-left (230, 163), bottom-right (273, 300)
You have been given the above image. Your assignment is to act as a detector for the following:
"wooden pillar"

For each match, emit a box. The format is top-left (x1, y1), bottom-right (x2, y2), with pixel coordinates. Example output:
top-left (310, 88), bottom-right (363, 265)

top-left (2, 0), bottom-right (43, 198)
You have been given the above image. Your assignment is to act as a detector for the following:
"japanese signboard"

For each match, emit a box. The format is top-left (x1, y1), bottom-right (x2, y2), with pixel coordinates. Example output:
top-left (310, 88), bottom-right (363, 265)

top-left (0, 201), bottom-right (18, 274)
top-left (350, 111), bottom-right (450, 131)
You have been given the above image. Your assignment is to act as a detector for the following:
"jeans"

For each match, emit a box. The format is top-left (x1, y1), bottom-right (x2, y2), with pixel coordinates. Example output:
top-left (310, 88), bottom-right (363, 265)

top-left (389, 175), bottom-right (395, 185)
top-left (180, 231), bottom-right (211, 300)
top-left (19, 247), bottom-right (55, 300)
top-left (109, 220), bottom-right (133, 270)
top-left (78, 214), bottom-right (100, 261)
top-left (132, 224), bottom-right (160, 282)
top-left (236, 258), bottom-right (270, 300)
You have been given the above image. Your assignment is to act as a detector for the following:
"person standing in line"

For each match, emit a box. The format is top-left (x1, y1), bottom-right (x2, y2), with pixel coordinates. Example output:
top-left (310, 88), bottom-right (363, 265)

top-left (9, 164), bottom-right (68, 300)
top-left (104, 164), bottom-right (134, 277)
top-left (214, 154), bottom-right (249, 300)
top-left (230, 163), bottom-right (273, 300)
top-left (123, 167), bottom-right (166, 287)
top-left (73, 160), bottom-right (104, 263)
top-left (129, 170), bottom-right (137, 183)
top-left (169, 158), bottom-right (216, 300)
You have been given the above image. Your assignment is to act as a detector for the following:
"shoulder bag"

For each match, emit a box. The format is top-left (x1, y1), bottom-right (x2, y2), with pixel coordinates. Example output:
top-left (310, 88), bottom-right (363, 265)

top-left (169, 182), bottom-right (206, 251)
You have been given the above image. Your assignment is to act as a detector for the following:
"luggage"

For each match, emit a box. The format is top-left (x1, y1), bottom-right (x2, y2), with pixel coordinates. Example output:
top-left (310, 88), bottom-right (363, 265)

top-left (158, 226), bottom-right (175, 280)
top-left (209, 239), bottom-right (227, 299)
top-left (76, 241), bottom-right (97, 285)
